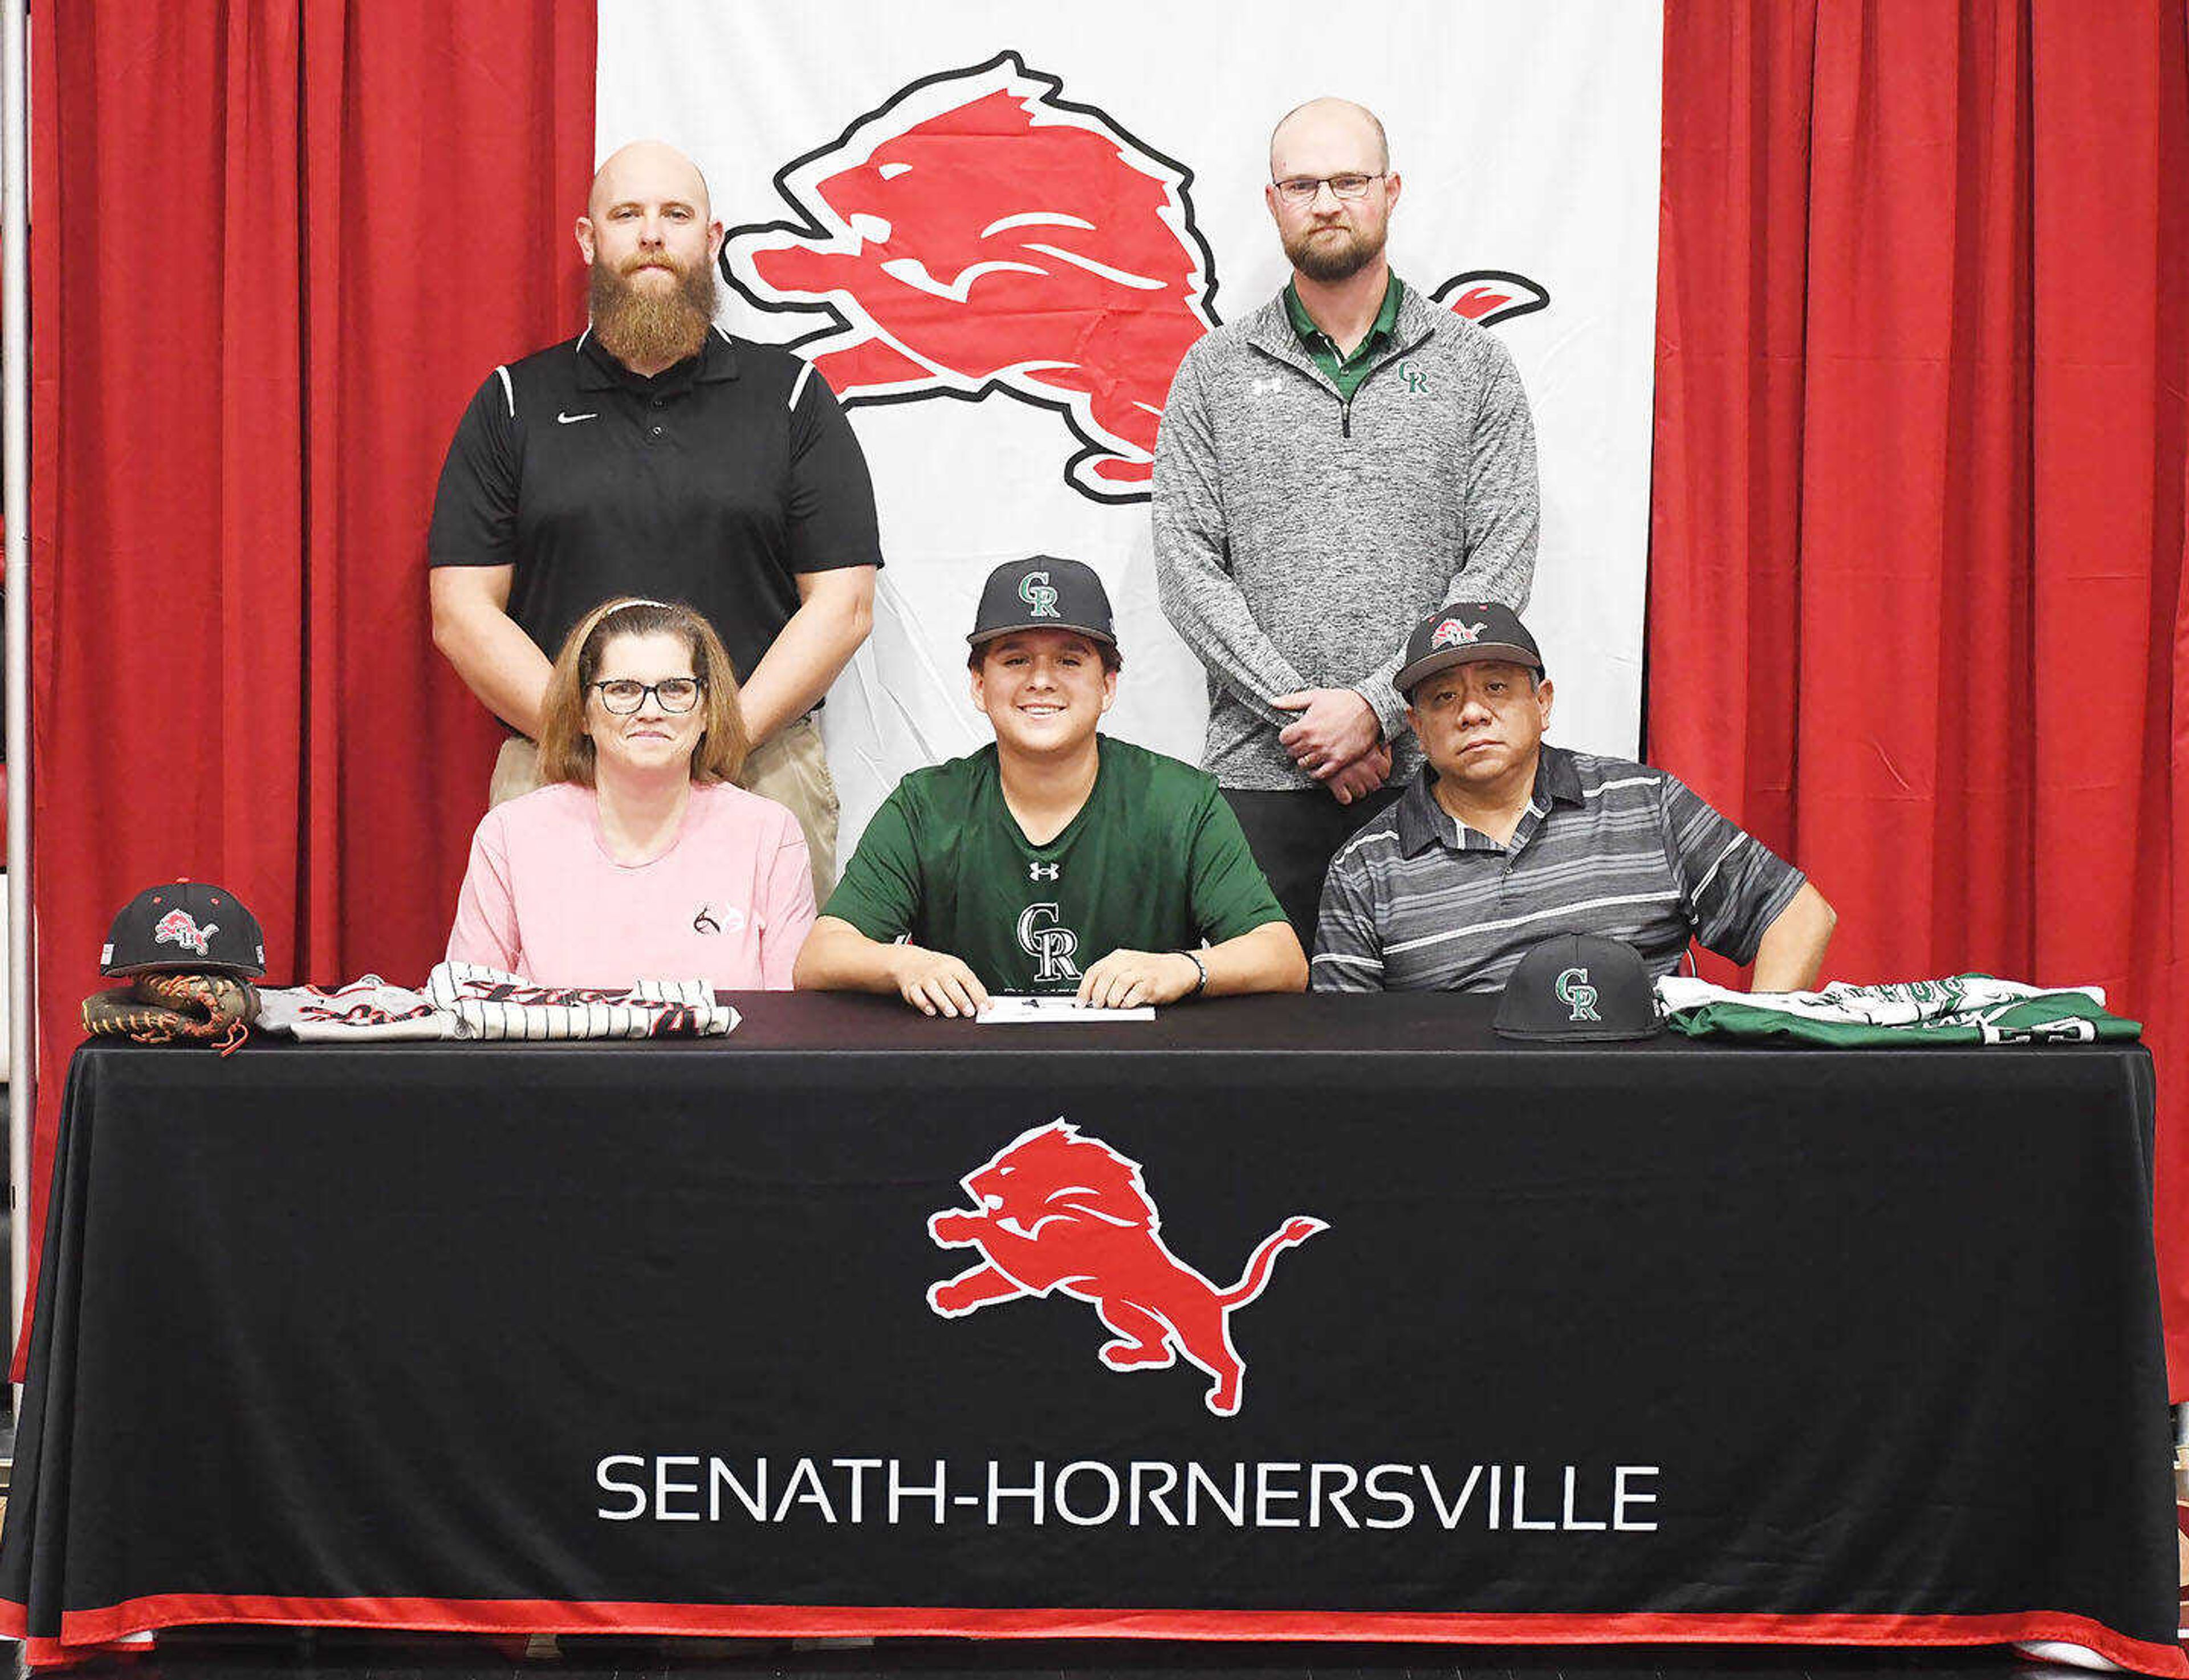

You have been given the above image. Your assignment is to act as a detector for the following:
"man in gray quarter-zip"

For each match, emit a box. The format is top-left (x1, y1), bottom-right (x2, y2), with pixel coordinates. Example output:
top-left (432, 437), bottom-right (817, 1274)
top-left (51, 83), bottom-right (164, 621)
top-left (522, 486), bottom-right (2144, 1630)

top-left (1153, 96), bottom-right (1540, 940)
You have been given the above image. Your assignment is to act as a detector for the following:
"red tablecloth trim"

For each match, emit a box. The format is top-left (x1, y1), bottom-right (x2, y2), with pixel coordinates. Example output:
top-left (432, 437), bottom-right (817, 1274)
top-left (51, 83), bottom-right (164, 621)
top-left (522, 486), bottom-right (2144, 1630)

top-left (2, 1598), bottom-right (2183, 1675)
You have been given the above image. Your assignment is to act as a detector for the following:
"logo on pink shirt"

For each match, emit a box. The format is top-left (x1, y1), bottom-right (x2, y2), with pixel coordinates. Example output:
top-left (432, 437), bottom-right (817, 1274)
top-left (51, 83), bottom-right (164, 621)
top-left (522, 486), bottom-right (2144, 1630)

top-left (693, 903), bottom-right (748, 937)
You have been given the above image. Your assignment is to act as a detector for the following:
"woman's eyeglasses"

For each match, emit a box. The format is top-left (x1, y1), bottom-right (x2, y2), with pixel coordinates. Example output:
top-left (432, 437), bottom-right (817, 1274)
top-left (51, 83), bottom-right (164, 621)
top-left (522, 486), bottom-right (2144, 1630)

top-left (591, 678), bottom-right (703, 714)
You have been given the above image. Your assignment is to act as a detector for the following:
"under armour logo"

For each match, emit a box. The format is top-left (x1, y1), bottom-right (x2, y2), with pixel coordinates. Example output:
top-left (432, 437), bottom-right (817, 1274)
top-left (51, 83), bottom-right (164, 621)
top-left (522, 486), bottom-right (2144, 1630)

top-left (1028, 862), bottom-right (1060, 882)
top-left (1018, 571), bottom-right (1061, 619)
top-left (1555, 966), bottom-right (1601, 1023)
top-left (1016, 902), bottom-right (1081, 982)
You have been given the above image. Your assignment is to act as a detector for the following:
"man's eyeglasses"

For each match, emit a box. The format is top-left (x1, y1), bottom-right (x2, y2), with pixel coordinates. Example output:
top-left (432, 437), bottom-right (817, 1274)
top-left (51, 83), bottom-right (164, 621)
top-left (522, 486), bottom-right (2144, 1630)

top-left (591, 677), bottom-right (703, 714)
top-left (1272, 172), bottom-right (1387, 206)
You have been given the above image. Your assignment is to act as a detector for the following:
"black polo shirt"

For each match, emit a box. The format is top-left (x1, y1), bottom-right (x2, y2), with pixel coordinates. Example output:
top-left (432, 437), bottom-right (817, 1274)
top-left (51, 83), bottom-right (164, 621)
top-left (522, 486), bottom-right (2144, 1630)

top-left (428, 326), bottom-right (882, 693)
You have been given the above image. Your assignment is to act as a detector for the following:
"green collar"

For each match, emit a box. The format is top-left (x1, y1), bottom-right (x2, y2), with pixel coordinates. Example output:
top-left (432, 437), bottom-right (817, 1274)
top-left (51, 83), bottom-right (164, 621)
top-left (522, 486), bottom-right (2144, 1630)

top-left (1283, 271), bottom-right (1404, 364)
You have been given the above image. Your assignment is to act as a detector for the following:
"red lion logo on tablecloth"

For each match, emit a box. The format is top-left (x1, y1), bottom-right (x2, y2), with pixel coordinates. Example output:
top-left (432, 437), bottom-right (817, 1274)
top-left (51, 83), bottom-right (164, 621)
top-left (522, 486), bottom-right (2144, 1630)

top-left (926, 1120), bottom-right (1324, 1416)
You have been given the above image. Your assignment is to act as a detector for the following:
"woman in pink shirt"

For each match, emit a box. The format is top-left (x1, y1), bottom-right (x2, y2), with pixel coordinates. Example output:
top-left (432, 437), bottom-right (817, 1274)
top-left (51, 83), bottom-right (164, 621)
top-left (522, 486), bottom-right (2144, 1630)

top-left (446, 597), bottom-right (815, 989)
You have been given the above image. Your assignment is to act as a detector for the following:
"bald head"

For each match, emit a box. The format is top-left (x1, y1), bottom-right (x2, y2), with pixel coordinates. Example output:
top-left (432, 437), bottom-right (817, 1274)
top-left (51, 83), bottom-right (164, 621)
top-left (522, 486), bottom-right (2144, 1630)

top-left (587, 140), bottom-right (712, 223)
top-left (1269, 97), bottom-right (1390, 178)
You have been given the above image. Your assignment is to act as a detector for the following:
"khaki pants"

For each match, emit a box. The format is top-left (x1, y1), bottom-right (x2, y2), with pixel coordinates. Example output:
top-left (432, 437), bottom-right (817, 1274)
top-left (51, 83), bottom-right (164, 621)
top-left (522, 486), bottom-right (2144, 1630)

top-left (489, 713), bottom-right (840, 902)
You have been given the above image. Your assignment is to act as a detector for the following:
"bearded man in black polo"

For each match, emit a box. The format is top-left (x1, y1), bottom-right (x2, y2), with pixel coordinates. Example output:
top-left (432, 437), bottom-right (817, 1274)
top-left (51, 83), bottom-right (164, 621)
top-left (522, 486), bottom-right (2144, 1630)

top-left (428, 139), bottom-right (881, 898)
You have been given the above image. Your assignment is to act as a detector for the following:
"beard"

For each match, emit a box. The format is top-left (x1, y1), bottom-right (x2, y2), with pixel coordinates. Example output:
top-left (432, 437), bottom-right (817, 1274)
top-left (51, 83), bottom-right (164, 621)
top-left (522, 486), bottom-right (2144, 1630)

top-left (589, 250), bottom-right (717, 369)
top-left (1283, 217), bottom-right (1387, 283)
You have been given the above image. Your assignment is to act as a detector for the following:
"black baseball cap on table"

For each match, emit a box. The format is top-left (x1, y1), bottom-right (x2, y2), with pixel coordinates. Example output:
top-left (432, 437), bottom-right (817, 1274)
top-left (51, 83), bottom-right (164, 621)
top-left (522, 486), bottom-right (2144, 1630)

top-left (1394, 600), bottom-right (1544, 699)
top-left (968, 556), bottom-right (1118, 653)
top-left (1494, 933), bottom-right (1662, 1043)
top-left (100, 881), bottom-right (267, 978)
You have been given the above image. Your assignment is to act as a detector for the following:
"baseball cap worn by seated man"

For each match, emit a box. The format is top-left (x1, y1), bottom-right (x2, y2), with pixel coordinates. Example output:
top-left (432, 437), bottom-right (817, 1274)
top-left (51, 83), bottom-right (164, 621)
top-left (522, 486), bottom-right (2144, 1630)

top-left (1494, 933), bottom-right (1663, 1043)
top-left (968, 555), bottom-right (1119, 655)
top-left (1393, 599), bottom-right (1544, 698)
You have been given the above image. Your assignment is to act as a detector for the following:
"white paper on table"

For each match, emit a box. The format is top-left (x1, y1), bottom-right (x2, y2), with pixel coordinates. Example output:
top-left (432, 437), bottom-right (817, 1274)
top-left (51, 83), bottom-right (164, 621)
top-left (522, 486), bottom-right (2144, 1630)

top-left (977, 995), bottom-right (1156, 1024)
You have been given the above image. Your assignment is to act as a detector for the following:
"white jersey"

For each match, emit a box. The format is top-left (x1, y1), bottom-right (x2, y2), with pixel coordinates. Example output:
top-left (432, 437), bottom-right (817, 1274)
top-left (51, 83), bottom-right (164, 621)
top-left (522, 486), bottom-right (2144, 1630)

top-left (255, 977), bottom-right (457, 1042)
top-left (425, 962), bottom-right (740, 1040)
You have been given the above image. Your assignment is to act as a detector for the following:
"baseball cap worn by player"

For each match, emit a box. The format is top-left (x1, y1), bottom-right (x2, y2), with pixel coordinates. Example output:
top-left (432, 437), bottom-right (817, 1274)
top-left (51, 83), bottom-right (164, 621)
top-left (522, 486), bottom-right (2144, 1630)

top-left (967, 556), bottom-right (1118, 655)
top-left (1494, 933), bottom-right (1662, 1043)
top-left (100, 881), bottom-right (267, 978)
top-left (1393, 600), bottom-right (1544, 699)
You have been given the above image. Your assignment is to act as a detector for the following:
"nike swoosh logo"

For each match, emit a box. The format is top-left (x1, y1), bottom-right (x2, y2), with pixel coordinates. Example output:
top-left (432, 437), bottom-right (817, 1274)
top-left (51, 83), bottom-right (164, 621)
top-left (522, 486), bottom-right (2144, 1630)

top-left (557, 410), bottom-right (598, 424)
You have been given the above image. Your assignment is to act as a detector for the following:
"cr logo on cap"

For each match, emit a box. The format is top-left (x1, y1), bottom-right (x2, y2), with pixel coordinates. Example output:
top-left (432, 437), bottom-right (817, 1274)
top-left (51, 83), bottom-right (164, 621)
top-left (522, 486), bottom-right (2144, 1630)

top-left (1019, 571), bottom-right (1061, 619)
top-left (1555, 965), bottom-right (1601, 1023)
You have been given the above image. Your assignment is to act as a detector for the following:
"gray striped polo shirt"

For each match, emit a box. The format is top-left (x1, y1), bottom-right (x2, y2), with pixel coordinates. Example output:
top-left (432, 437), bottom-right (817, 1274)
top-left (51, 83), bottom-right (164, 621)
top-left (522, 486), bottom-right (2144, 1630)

top-left (1311, 746), bottom-right (1805, 992)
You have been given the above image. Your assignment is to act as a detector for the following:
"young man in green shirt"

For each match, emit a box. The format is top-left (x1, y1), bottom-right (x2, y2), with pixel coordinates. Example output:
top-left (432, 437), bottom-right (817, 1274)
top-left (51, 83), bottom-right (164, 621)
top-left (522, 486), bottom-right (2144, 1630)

top-left (794, 557), bottom-right (1306, 1015)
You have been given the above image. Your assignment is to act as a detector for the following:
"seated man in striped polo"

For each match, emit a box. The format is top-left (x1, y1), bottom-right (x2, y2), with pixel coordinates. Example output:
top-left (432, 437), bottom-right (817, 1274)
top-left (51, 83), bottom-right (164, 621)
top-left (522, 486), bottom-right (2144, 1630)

top-left (1311, 601), bottom-right (1836, 993)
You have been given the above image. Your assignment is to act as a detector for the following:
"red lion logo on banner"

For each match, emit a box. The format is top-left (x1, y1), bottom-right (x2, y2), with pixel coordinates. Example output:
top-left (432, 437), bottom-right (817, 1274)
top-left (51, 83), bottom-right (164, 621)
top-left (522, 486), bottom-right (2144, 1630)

top-left (723, 52), bottom-right (1216, 502)
top-left (926, 1120), bottom-right (1325, 1416)
top-left (724, 51), bottom-right (1550, 505)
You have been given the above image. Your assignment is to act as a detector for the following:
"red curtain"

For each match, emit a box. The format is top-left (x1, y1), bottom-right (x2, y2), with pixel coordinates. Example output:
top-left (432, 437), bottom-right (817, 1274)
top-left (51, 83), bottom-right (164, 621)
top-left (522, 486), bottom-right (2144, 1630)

top-left (19, 0), bottom-right (595, 1370)
top-left (1650, 3), bottom-right (2189, 1387)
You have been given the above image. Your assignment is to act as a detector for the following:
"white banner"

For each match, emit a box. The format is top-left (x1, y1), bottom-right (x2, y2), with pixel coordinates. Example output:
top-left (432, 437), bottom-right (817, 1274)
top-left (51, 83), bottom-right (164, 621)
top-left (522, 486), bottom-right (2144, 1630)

top-left (597, 1), bottom-right (1662, 851)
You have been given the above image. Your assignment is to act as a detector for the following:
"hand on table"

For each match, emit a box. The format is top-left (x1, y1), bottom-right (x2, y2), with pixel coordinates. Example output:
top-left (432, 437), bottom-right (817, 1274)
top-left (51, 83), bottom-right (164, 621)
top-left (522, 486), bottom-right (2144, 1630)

top-left (1076, 949), bottom-right (1202, 1010)
top-left (890, 946), bottom-right (991, 1018)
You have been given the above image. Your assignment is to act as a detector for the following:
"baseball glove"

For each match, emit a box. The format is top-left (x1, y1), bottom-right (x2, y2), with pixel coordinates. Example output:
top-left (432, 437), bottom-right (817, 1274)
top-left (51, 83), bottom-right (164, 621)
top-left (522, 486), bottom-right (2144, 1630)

top-left (83, 971), bottom-right (258, 1052)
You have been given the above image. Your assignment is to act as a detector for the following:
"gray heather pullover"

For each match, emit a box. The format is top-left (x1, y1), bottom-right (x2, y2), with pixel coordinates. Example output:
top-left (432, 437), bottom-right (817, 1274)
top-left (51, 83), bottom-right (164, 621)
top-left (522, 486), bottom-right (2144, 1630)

top-left (1152, 282), bottom-right (1539, 790)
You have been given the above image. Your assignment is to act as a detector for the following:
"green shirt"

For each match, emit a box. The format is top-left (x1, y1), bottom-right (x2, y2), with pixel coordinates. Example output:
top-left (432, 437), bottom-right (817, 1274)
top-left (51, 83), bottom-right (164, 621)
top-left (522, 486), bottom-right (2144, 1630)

top-left (1283, 272), bottom-right (1405, 400)
top-left (823, 735), bottom-right (1287, 994)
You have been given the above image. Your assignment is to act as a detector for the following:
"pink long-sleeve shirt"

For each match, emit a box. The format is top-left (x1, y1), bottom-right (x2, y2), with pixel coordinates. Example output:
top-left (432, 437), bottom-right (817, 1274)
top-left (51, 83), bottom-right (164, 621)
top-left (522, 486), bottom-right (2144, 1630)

top-left (446, 781), bottom-right (815, 990)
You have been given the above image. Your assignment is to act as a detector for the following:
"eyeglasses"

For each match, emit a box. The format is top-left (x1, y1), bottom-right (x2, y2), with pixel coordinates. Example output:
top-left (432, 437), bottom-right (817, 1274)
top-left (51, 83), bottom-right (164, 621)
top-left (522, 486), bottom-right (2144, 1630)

top-left (591, 677), bottom-right (702, 714)
top-left (1272, 172), bottom-right (1387, 205)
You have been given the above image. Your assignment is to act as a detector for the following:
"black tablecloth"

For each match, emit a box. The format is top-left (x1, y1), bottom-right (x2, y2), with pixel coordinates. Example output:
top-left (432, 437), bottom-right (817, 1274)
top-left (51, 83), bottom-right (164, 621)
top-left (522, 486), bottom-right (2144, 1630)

top-left (1, 993), bottom-right (2180, 1671)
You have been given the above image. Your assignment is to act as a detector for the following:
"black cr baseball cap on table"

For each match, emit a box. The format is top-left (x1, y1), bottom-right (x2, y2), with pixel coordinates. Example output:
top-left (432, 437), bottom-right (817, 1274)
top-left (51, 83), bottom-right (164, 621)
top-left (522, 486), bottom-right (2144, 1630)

top-left (101, 881), bottom-right (267, 978)
top-left (1394, 600), bottom-right (1544, 699)
top-left (1494, 933), bottom-right (1662, 1042)
top-left (968, 556), bottom-right (1118, 654)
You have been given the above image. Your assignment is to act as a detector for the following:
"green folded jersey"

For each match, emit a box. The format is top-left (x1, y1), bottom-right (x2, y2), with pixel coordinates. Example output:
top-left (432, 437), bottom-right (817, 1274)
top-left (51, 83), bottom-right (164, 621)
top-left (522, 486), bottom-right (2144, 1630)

top-left (1654, 973), bottom-right (2142, 1047)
